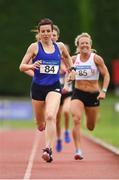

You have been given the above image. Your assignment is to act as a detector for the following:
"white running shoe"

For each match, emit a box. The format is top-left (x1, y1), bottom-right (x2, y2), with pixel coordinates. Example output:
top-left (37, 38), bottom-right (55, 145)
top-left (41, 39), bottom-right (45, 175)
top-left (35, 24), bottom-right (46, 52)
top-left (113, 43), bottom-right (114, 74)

top-left (74, 149), bottom-right (84, 160)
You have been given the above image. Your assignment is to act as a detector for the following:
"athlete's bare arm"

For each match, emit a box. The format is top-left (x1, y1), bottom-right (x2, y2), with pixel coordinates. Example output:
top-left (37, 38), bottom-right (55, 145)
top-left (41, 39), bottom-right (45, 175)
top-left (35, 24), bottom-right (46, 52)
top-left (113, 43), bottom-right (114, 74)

top-left (57, 42), bottom-right (76, 81)
top-left (24, 59), bottom-right (34, 77)
top-left (19, 43), bottom-right (40, 72)
top-left (95, 55), bottom-right (110, 90)
top-left (57, 42), bottom-right (74, 69)
top-left (72, 55), bottom-right (77, 63)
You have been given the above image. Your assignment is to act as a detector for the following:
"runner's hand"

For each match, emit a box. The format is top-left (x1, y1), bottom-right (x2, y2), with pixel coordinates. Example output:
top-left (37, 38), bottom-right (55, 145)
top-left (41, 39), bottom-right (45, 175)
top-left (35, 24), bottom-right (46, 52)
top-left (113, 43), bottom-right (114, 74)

top-left (32, 60), bottom-right (42, 70)
top-left (62, 85), bottom-right (69, 94)
top-left (97, 91), bottom-right (106, 100)
top-left (67, 70), bottom-right (76, 82)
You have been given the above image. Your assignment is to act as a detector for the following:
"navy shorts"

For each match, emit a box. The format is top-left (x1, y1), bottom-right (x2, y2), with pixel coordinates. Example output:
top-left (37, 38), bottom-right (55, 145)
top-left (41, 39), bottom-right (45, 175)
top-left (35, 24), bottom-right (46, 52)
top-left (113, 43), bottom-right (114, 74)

top-left (71, 88), bottom-right (100, 107)
top-left (31, 81), bottom-right (61, 101)
top-left (60, 92), bottom-right (72, 105)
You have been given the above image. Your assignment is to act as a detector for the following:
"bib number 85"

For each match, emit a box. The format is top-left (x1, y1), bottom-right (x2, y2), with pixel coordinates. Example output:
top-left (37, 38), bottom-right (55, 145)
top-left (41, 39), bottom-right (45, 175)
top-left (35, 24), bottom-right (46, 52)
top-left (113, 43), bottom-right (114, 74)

top-left (78, 70), bottom-right (87, 76)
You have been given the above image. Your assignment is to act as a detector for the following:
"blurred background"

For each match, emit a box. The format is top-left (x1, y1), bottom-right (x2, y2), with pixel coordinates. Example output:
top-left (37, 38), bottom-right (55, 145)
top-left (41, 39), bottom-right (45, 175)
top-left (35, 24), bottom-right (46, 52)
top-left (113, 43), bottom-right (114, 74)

top-left (0, 0), bottom-right (119, 147)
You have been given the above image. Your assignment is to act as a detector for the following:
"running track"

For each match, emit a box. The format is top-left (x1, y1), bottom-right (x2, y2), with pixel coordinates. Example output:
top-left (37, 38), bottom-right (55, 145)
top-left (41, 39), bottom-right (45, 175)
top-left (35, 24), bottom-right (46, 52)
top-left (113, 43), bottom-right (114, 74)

top-left (0, 129), bottom-right (119, 179)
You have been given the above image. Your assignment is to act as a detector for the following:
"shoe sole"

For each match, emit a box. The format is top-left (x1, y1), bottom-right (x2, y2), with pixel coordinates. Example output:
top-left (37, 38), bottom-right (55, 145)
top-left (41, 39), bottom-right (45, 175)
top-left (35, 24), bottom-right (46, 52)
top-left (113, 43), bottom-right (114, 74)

top-left (42, 152), bottom-right (50, 162)
top-left (74, 154), bottom-right (83, 160)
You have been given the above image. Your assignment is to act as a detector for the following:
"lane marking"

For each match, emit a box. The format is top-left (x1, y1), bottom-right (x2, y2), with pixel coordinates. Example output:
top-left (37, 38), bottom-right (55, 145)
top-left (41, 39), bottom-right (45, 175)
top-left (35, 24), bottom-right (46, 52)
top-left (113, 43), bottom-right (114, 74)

top-left (83, 133), bottom-right (119, 155)
top-left (23, 130), bottom-right (40, 180)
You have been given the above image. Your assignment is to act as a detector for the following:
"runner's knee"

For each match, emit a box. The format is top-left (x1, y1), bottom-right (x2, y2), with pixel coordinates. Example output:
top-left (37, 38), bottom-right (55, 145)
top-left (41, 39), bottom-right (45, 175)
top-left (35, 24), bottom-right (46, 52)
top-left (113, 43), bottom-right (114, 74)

top-left (72, 114), bottom-right (81, 126)
top-left (46, 112), bottom-right (55, 121)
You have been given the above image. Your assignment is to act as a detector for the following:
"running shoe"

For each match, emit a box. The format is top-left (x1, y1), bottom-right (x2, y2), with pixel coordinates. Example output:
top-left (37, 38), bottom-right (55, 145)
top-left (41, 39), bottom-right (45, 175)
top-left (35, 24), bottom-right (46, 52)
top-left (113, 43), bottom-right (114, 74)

top-left (56, 139), bottom-right (62, 152)
top-left (74, 149), bottom-right (84, 160)
top-left (42, 148), bottom-right (53, 162)
top-left (64, 130), bottom-right (71, 143)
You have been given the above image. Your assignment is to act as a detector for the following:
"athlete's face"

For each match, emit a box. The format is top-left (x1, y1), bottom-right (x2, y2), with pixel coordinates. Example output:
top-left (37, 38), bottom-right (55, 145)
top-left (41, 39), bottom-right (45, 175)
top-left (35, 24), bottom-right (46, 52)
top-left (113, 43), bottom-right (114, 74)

top-left (52, 29), bottom-right (59, 42)
top-left (39, 24), bottom-right (53, 42)
top-left (78, 37), bottom-right (91, 54)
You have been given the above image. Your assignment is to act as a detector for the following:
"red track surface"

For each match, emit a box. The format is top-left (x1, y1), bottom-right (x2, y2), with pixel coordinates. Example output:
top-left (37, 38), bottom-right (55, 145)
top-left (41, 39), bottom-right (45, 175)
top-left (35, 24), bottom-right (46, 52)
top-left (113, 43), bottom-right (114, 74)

top-left (0, 129), bottom-right (119, 179)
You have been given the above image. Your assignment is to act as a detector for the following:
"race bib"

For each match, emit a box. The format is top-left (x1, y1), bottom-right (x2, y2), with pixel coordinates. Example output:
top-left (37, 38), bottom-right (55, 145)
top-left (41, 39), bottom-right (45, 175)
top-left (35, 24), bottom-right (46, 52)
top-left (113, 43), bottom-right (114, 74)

top-left (40, 64), bottom-right (59, 74)
top-left (75, 66), bottom-right (95, 79)
top-left (76, 69), bottom-right (91, 77)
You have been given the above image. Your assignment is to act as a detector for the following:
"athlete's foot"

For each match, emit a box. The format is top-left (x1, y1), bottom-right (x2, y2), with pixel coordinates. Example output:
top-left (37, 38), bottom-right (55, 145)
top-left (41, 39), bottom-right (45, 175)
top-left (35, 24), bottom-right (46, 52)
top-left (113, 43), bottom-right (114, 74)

top-left (74, 149), bottom-right (84, 160)
top-left (42, 148), bottom-right (53, 163)
top-left (64, 130), bottom-right (71, 143)
top-left (56, 139), bottom-right (62, 152)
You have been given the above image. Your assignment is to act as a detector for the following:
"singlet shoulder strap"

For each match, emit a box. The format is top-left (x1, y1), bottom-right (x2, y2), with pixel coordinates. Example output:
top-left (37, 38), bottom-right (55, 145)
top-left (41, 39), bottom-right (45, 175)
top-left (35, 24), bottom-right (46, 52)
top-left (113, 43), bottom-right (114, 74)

top-left (53, 42), bottom-right (61, 54)
top-left (37, 41), bottom-right (42, 51)
top-left (74, 53), bottom-right (80, 64)
top-left (90, 52), bottom-right (96, 63)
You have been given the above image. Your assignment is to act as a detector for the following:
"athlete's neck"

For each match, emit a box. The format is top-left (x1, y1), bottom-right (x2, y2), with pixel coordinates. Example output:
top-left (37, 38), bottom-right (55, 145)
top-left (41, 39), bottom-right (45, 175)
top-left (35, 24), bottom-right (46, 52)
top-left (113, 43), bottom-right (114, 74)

top-left (40, 40), bottom-right (54, 54)
top-left (80, 52), bottom-right (91, 61)
top-left (41, 40), bottom-right (53, 47)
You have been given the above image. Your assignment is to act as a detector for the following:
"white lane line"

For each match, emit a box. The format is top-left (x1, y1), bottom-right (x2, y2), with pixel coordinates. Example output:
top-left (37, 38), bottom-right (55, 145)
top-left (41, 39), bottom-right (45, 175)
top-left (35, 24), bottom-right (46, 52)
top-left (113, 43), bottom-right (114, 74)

top-left (23, 130), bottom-right (40, 180)
top-left (83, 132), bottom-right (119, 155)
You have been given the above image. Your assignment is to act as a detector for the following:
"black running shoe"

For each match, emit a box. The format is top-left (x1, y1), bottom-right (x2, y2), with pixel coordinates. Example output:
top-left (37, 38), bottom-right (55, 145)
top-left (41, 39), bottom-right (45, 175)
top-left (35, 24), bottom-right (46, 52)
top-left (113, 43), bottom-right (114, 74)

top-left (42, 148), bottom-right (53, 163)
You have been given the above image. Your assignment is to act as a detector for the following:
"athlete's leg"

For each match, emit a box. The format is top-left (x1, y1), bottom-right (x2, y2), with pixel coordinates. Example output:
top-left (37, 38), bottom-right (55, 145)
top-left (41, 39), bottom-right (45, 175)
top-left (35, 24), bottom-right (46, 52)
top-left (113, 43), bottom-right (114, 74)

top-left (62, 97), bottom-right (71, 130)
top-left (85, 106), bottom-right (99, 131)
top-left (45, 91), bottom-right (61, 148)
top-left (62, 97), bottom-right (71, 143)
top-left (56, 106), bottom-right (62, 139)
top-left (71, 99), bottom-right (84, 150)
top-left (32, 99), bottom-right (45, 131)
top-left (56, 106), bottom-right (62, 152)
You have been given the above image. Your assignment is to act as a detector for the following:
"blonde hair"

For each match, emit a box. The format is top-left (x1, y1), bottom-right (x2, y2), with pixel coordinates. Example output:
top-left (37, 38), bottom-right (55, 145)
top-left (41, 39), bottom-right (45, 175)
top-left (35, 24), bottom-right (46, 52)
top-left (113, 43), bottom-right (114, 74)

top-left (53, 25), bottom-right (60, 36)
top-left (75, 32), bottom-right (93, 54)
top-left (31, 29), bottom-right (40, 41)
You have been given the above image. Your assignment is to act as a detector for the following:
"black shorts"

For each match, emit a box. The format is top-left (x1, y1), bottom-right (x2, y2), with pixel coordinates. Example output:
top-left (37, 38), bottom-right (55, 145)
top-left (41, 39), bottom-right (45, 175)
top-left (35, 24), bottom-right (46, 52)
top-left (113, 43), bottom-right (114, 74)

top-left (60, 92), bottom-right (72, 105)
top-left (71, 88), bottom-right (100, 107)
top-left (31, 81), bottom-right (61, 101)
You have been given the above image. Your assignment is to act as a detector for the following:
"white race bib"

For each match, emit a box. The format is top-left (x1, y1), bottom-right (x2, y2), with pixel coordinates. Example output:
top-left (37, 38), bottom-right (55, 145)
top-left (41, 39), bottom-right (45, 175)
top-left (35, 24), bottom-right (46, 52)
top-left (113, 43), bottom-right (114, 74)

top-left (75, 66), bottom-right (96, 80)
top-left (40, 64), bottom-right (59, 74)
top-left (76, 68), bottom-right (92, 77)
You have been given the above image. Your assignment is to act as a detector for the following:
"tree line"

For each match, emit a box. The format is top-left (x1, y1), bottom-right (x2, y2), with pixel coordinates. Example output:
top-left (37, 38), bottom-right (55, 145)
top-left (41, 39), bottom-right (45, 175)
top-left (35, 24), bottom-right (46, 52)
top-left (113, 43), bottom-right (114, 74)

top-left (0, 0), bottom-right (119, 95)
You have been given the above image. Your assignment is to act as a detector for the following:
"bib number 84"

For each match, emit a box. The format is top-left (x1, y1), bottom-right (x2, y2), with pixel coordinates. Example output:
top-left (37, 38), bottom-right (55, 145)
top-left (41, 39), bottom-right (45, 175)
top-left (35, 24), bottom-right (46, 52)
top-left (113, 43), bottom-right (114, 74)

top-left (45, 65), bottom-right (55, 73)
top-left (40, 65), bottom-right (58, 74)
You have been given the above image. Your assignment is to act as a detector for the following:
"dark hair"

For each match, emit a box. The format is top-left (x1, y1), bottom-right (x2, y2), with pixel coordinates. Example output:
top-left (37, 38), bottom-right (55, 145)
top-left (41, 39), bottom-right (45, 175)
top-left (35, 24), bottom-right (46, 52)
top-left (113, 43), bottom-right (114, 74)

top-left (53, 25), bottom-right (60, 36)
top-left (38, 18), bottom-right (53, 31)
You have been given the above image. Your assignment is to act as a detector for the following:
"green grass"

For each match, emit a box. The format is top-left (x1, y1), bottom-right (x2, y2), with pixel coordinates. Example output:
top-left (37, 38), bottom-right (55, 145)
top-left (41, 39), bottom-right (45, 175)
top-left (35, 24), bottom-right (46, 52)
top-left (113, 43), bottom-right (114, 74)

top-left (0, 120), bottom-right (35, 129)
